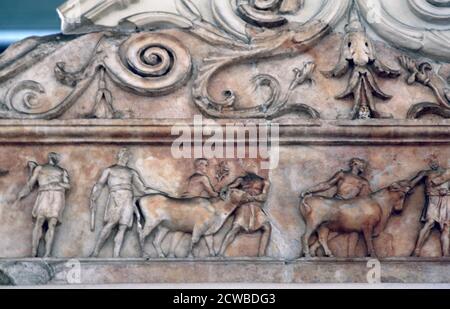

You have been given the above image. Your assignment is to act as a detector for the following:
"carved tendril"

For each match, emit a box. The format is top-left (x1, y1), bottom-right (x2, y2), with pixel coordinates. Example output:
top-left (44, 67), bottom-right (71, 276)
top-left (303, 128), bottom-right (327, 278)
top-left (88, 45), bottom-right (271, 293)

top-left (399, 55), bottom-right (450, 119)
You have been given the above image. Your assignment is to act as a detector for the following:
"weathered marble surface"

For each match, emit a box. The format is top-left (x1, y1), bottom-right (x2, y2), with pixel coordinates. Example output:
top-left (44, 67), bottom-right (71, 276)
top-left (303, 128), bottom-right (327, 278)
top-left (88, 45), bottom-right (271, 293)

top-left (1, 0), bottom-right (450, 285)
top-left (0, 122), bottom-right (447, 260)
top-left (2, 258), bottom-right (450, 285)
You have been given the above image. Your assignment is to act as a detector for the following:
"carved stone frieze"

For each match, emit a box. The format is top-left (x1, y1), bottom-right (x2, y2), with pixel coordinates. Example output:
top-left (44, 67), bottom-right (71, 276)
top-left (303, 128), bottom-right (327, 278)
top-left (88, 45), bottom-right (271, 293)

top-left (2, 1), bottom-right (450, 120)
top-left (1, 0), bottom-right (450, 285)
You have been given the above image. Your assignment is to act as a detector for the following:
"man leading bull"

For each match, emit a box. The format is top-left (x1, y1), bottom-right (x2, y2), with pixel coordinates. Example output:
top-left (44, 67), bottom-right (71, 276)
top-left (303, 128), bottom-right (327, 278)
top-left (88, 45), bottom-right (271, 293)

top-left (300, 158), bottom-right (372, 256)
top-left (90, 148), bottom-right (162, 258)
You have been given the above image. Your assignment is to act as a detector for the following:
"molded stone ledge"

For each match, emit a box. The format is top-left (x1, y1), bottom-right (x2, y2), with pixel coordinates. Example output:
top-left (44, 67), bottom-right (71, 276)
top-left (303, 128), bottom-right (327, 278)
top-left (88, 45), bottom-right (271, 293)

top-left (1, 258), bottom-right (449, 285)
top-left (0, 119), bottom-right (449, 144)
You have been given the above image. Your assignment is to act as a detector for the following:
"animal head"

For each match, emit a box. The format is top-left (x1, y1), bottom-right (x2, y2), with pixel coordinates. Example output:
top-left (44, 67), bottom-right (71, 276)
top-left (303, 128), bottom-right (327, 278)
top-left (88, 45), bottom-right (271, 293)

top-left (342, 32), bottom-right (375, 67)
top-left (388, 180), bottom-right (412, 212)
top-left (341, 5), bottom-right (375, 67)
top-left (221, 188), bottom-right (248, 204)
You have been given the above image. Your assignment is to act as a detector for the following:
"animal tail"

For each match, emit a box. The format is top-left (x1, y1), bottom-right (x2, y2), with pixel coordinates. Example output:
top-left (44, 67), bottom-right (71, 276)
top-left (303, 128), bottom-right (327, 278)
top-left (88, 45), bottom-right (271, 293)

top-left (299, 194), bottom-right (313, 217)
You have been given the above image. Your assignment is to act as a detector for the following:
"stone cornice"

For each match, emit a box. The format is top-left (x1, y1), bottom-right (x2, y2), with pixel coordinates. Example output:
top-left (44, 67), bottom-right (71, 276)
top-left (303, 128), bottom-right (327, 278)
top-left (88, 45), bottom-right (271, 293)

top-left (0, 120), bottom-right (449, 145)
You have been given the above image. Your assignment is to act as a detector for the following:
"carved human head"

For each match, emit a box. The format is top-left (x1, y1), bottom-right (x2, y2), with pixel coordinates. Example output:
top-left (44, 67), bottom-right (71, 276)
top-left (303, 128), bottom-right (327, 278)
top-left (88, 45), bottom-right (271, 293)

top-left (350, 158), bottom-right (367, 173)
top-left (194, 158), bottom-right (208, 174)
top-left (117, 148), bottom-right (131, 166)
top-left (349, 158), bottom-right (367, 174)
top-left (428, 156), bottom-right (440, 171)
top-left (48, 152), bottom-right (61, 165)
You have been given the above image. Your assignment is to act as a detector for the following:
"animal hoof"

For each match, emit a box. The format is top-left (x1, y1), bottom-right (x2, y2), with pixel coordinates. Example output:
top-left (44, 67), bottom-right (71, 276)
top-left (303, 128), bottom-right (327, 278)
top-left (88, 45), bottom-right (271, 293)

top-left (141, 252), bottom-right (151, 259)
top-left (304, 253), bottom-right (312, 258)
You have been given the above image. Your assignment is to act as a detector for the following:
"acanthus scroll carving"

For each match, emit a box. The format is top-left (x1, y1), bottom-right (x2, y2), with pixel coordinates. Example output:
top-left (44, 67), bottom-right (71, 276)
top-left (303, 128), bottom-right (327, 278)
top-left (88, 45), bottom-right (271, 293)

top-left (193, 59), bottom-right (321, 119)
top-left (322, 4), bottom-right (400, 120)
top-left (55, 32), bottom-right (193, 97)
top-left (0, 0), bottom-right (450, 121)
top-left (236, 0), bottom-right (304, 28)
top-left (399, 55), bottom-right (450, 119)
top-left (107, 33), bottom-right (193, 96)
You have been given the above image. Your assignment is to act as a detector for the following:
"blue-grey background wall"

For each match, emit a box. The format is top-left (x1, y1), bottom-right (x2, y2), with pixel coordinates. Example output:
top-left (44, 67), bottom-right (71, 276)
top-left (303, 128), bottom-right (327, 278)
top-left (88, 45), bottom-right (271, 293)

top-left (0, 0), bottom-right (61, 52)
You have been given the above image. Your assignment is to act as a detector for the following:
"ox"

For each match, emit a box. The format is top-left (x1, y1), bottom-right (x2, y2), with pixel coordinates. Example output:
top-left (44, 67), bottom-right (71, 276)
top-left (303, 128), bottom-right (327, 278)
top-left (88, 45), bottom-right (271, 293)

top-left (299, 181), bottom-right (411, 257)
top-left (137, 189), bottom-right (247, 258)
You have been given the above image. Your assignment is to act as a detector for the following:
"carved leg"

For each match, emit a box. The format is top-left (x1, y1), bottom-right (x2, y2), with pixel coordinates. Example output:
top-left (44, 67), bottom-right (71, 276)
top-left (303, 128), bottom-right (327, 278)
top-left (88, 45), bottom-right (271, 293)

top-left (310, 232), bottom-right (338, 257)
top-left (91, 222), bottom-right (116, 257)
top-left (348, 232), bottom-right (359, 257)
top-left (441, 224), bottom-right (449, 257)
top-left (113, 225), bottom-right (128, 258)
top-left (153, 227), bottom-right (170, 258)
top-left (363, 226), bottom-right (376, 257)
top-left (169, 232), bottom-right (184, 258)
top-left (219, 225), bottom-right (241, 257)
top-left (43, 218), bottom-right (58, 258)
top-left (204, 235), bottom-right (216, 257)
top-left (190, 225), bottom-right (209, 258)
top-left (318, 226), bottom-right (333, 257)
top-left (32, 217), bottom-right (46, 257)
top-left (139, 221), bottom-right (160, 258)
top-left (385, 232), bottom-right (395, 257)
top-left (309, 238), bottom-right (321, 257)
top-left (258, 222), bottom-right (271, 257)
top-left (302, 225), bottom-right (317, 258)
top-left (413, 221), bottom-right (435, 257)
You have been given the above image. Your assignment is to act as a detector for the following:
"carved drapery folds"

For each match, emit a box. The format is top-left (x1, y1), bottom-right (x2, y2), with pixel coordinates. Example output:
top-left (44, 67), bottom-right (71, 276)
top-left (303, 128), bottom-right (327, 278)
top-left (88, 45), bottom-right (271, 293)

top-left (2, 0), bottom-right (450, 269)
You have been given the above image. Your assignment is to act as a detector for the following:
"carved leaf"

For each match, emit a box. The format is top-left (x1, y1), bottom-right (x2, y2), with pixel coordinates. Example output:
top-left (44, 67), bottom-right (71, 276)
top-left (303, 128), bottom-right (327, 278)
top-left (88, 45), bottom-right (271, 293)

top-left (322, 60), bottom-right (350, 78)
top-left (372, 59), bottom-right (401, 78)
top-left (336, 71), bottom-right (360, 99)
top-left (365, 72), bottom-right (392, 100)
top-left (399, 55), bottom-right (419, 85)
top-left (175, 0), bottom-right (202, 21)
top-left (445, 88), bottom-right (450, 103)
